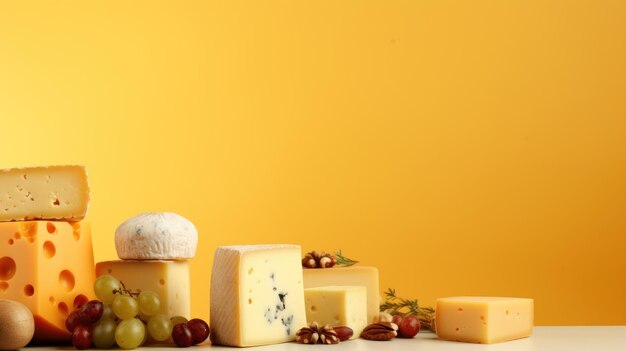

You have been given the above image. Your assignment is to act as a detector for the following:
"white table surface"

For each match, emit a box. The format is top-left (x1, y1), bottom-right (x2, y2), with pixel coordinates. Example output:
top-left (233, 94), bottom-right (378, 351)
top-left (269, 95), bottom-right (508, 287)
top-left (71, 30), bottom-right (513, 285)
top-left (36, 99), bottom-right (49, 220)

top-left (29, 327), bottom-right (626, 351)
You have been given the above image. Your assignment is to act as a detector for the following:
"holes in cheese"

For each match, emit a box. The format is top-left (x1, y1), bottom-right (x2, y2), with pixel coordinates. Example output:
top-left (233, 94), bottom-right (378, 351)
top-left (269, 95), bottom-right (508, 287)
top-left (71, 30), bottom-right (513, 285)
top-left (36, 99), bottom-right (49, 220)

top-left (59, 270), bottom-right (75, 292)
top-left (0, 256), bottom-right (16, 280)
top-left (46, 222), bottom-right (56, 234)
top-left (58, 302), bottom-right (68, 315)
top-left (43, 241), bottom-right (56, 258)
top-left (0, 221), bottom-right (96, 342)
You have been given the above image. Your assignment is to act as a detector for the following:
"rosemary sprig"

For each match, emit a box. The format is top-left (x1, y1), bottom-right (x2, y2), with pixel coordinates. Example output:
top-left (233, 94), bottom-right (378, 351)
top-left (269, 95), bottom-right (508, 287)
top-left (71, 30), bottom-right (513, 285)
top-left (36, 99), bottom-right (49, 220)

top-left (333, 250), bottom-right (359, 267)
top-left (380, 288), bottom-right (435, 331)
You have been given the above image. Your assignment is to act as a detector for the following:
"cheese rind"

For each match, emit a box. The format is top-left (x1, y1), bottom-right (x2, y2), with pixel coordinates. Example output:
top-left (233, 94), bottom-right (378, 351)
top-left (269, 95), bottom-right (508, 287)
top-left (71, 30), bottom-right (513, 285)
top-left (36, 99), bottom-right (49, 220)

top-left (302, 266), bottom-right (380, 323)
top-left (95, 260), bottom-right (191, 318)
top-left (0, 221), bottom-right (96, 342)
top-left (0, 165), bottom-right (89, 222)
top-left (210, 245), bottom-right (307, 347)
top-left (435, 296), bottom-right (534, 344)
top-left (304, 286), bottom-right (367, 340)
top-left (114, 212), bottom-right (198, 260)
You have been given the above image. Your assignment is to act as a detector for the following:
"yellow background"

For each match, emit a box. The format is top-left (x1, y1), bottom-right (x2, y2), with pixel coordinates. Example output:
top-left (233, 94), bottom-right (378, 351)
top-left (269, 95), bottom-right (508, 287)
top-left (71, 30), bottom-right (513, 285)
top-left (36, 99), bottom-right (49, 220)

top-left (1, 0), bottom-right (625, 326)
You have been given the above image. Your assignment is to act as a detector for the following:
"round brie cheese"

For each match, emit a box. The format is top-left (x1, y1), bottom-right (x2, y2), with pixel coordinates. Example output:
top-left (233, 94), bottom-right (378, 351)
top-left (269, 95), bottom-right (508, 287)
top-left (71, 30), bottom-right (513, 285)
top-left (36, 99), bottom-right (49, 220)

top-left (115, 212), bottom-right (198, 260)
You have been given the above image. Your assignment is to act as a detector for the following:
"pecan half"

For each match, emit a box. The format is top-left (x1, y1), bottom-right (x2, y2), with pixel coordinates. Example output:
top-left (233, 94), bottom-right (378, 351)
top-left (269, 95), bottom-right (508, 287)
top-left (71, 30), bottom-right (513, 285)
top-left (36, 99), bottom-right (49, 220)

top-left (360, 322), bottom-right (398, 341)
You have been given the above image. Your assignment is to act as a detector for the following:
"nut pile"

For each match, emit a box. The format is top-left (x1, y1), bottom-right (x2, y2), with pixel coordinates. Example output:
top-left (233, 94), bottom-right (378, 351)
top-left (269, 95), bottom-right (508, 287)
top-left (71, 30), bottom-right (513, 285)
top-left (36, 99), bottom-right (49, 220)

top-left (301, 251), bottom-right (336, 269)
top-left (295, 323), bottom-right (340, 344)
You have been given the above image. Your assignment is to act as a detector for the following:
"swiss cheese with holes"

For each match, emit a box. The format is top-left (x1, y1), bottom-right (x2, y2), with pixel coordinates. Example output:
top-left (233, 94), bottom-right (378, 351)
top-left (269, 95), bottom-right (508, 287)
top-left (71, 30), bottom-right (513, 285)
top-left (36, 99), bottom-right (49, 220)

top-left (0, 165), bottom-right (89, 222)
top-left (0, 221), bottom-right (96, 342)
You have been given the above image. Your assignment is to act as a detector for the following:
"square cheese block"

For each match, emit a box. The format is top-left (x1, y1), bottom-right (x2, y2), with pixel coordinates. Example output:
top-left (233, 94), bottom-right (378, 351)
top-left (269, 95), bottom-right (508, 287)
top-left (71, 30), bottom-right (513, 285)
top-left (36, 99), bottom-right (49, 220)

top-left (302, 266), bottom-right (380, 323)
top-left (304, 286), bottom-right (367, 340)
top-left (210, 244), bottom-right (307, 347)
top-left (0, 221), bottom-right (96, 342)
top-left (95, 260), bottom-right (190, 318)
top-left (0, 165), bottom-right (89, 222)
top-left (436, 296), bottom-right (534, 344)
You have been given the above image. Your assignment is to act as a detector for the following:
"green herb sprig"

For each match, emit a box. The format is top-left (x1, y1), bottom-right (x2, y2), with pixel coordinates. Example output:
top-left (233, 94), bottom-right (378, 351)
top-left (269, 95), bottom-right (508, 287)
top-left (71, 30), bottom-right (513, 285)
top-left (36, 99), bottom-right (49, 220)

top-left (334, 250), bottom-right (359, 267)
top-left (380, 288), bottom-right (435, 331)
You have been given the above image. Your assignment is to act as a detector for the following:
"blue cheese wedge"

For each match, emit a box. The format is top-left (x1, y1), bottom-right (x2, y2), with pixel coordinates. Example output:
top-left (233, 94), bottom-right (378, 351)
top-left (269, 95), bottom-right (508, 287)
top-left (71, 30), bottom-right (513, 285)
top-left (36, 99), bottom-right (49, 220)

top-left (210, 245), bottom-right (307, 347)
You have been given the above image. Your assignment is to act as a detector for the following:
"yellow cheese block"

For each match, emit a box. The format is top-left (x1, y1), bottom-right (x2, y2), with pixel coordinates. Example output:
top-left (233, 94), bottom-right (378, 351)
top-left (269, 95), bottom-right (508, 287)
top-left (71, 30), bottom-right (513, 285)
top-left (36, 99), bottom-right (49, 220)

top-left (96, 260), bottom-right (191, 318)
top-left (436, 296), bottom-right (534, 344)
top-left (302, 266), bottom-right (380, 323)
top-left (304, 286), bottom-right (367, 340)
top-left (0, 221), bottom-right (96, 342)
top-left (0, 165), bottom-right (89, 222)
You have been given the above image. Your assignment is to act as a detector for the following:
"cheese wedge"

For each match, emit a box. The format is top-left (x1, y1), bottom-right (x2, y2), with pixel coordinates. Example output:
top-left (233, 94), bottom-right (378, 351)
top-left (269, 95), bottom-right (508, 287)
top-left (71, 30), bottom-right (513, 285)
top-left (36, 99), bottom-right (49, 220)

top-left (0, 165), bottom-right (89, 222)
top-left (436, 296), bottom-right (534, 344)
top-left (0, 221), bottom-right (96, 342)
top-left (210, 245), bottom-right (307, 347)
top-left (302, 266), bottom-right (380, 323)
top-left (95, 260), bottom-right (191, 318)
top-left (304, 286), bottom-right (367, 340)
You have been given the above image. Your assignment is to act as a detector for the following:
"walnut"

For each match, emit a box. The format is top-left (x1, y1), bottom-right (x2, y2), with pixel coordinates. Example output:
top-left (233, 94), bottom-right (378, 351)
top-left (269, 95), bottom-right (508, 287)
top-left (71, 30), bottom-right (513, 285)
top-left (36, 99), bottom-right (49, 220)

top-left (301, 251), bottom-right (336, 269)
top-left (360, 322), bottom-right (398, 341)
top-left (296, 322), bottom-right (340, 344)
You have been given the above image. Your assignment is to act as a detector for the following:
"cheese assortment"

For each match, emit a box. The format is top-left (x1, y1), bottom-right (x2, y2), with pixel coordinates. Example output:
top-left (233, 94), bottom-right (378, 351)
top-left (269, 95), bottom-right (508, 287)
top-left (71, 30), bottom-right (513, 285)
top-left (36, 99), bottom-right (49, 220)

top-left (435, 296), bottom-right (534, 344)
top-left (0, 166), bottom-right (95, 343)
top-left (304, 286), bottom-right (367, 340)
top-left (210, 245), bottom-right (307, 347)
top-left (0, 164), bottom-right (537, 349)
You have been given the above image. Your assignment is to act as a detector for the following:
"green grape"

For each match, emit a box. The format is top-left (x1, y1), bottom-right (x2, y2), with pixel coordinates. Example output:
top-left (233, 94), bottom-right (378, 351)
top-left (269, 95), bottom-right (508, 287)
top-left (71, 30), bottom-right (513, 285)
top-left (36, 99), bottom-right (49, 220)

top-left (137, 291), bottom-right (161, 316)
top-left (101, 304), bottom-right (114, 321)
top-left (170, 316), bottom-right (188, 326)
top-left (94, 275), bottom-right (122, 304)
top-left (147, 314), bottom-right (173, 342)
top-left (112, 295), bottom-right (139, 320)
top-left (115, 318), bottom-right (145, 350)
top-left (93, 318), bottom-right (116, 348)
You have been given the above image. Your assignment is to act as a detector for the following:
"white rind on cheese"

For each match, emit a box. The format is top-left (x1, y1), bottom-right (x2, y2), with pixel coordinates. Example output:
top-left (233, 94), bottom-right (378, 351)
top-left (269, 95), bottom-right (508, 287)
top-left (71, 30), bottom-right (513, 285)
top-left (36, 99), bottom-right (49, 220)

top-left (210, 244), bottom-right (307, 347)
top-left (114, 212), bottom-right (198, 260)
top-left (0, 165), bottom-right (89, 222)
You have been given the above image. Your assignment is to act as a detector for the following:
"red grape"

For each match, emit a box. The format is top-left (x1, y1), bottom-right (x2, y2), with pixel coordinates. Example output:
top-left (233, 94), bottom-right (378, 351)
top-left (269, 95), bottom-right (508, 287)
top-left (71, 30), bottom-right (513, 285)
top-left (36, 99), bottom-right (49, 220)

top-left (187, 318), bottom-right (210, 344)
top-left (74, 295), bottom-right (89, 310)
top-left (72, 325), bottom-right (93, 350)
top-left (66, 310), bottom-right (83, 332)
top-left (80, 300), bottom-right (104, 325)
top-left (397, 314), bottom-right (420, 338)
top-left (172, 323), bottom-right (193, 347)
